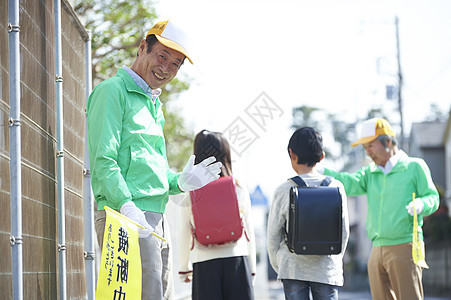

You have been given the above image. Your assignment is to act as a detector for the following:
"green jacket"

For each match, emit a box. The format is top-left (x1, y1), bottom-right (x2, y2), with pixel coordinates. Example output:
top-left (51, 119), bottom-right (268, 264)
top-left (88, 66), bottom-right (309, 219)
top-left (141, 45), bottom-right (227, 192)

top-left (87, 68), bottom-right (181, 213)
top-left (324, 151), bottom-right (439, 246)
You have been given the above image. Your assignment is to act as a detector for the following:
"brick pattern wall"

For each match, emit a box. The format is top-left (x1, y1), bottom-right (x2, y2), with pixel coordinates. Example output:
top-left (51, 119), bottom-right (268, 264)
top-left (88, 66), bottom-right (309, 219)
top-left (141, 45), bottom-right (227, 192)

top-left (0, 0), bottom-right (88, 299)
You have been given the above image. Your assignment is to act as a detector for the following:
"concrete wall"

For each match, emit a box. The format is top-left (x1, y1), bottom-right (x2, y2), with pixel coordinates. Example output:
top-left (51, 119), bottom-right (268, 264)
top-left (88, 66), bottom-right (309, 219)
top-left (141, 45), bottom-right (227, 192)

top-left (0, 0), bottom-right (89, 298)
top-left (446, 118), bottom-right (451, 215)
top-left (423, 148), bottom-right (446, 191)
top-left (410, 146), bottom-right (446, 192)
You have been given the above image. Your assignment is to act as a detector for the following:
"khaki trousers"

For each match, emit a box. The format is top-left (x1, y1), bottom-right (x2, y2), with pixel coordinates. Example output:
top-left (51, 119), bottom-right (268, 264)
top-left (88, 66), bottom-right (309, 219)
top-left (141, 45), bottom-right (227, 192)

top-left (95, 209), bottom-right (173, 300)
top-left (368, 242), bottom-right (423, 300)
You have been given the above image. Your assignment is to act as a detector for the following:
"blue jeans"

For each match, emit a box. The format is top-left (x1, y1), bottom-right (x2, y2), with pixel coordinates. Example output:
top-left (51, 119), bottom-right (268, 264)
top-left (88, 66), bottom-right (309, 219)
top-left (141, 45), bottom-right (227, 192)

top-left (282, 279), bottom-right (338, 300)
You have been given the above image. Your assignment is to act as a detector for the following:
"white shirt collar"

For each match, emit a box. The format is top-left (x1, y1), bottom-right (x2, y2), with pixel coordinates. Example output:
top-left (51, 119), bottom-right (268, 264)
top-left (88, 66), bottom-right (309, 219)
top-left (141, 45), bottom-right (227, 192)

top-left (377, 150), bottom-right (406, 174)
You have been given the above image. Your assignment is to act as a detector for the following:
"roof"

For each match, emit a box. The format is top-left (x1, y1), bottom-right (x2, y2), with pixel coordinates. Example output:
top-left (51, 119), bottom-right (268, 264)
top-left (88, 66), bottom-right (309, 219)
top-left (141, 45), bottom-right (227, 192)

top-left (410, 121), bottom-right (447, 148)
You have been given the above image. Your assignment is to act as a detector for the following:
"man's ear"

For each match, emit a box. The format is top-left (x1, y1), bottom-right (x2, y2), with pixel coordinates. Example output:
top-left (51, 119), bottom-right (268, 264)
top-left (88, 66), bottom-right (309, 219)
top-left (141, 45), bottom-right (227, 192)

top-left (138, 39), bottom-right (147, 55)
top-left (386, 138), bottom-right (393, 148)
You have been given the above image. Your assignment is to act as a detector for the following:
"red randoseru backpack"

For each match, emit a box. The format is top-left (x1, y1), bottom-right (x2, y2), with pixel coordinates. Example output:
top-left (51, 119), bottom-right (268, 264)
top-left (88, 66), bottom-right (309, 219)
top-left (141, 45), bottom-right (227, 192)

top-left (190, 176), bottom-right (244, 246)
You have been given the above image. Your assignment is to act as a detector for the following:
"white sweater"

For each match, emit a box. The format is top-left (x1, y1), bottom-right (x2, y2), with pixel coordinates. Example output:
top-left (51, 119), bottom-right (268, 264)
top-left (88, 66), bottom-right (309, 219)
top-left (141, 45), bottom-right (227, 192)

top-left (267, 173), bottom-right (350, 286)
top-left (177, 180), bottom-right (257, 275)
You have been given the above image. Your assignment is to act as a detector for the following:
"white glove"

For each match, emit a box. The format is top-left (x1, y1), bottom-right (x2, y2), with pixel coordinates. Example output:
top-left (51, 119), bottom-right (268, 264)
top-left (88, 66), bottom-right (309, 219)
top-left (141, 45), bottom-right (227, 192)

top-left (120, 202), bottom-right (153, 238)
top-left (178, 155), bottom-right (222, 192)
top-left (406, 198), bottom-right (424, 216)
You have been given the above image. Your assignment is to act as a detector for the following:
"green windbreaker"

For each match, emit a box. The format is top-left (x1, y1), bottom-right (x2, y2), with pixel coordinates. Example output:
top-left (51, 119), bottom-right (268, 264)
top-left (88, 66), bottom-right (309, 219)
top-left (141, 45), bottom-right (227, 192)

top-left (87, 68), bottom-right (181, 213)
top-left (324, 151), bottom-right (439, 246)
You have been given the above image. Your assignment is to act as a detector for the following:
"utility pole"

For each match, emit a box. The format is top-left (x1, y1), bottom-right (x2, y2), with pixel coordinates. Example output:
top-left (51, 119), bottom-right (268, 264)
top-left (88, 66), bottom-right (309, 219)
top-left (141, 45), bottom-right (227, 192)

top-left (395, 16), bottom-right (404, 149)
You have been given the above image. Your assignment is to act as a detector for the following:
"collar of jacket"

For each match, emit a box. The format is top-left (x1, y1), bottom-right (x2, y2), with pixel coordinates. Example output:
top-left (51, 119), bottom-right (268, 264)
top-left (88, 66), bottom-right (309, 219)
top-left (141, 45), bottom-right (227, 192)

top-left (368, 150), bottom-right (409, 174)
top-left (116, 68), bottom-right (162, 105)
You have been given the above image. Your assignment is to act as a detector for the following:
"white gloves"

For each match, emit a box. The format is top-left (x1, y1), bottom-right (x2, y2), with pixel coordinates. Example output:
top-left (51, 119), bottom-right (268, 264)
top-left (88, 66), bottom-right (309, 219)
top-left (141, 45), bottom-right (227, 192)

top-left (406, 198), bottom-right (424, 216)
top-left (178, 155), bottom-right (222, 192)
top-left (120, 201), bottom-right (153, 238)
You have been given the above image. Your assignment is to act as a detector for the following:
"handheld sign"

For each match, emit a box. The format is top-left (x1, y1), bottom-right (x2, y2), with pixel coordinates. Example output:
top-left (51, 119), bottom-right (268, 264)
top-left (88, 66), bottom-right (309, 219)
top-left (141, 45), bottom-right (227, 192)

top-left (411, 193), bottom-right (429, 269)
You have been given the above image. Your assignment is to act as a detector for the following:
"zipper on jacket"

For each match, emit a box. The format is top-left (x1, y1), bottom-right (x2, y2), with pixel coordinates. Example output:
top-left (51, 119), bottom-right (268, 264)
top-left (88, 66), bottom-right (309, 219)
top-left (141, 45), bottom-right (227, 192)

top-left (377, 175), bottom-right (387, 238)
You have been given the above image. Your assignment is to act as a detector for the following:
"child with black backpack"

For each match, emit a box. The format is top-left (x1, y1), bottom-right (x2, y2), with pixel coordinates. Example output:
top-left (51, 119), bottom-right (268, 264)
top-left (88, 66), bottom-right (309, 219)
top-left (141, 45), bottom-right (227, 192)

top-left (176, 129), bottom-right (256, 300)
top-left (267, 127), bottom-right (350, 300)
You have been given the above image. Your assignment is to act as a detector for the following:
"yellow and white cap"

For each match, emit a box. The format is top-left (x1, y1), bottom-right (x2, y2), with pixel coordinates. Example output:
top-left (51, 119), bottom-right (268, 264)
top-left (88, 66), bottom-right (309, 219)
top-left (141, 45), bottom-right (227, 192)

top-left (146, 20), bottom-right (193, 64)
top-left (352, 118), bottom-right (396, 147)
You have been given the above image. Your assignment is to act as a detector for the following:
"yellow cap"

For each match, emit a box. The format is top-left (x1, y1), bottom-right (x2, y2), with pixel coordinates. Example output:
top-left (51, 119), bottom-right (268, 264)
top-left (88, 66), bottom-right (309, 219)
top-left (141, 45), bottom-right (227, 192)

top-left (351, 118), bottom-right (396, 147)
top-left (146, 20), bottom-right (193, 64)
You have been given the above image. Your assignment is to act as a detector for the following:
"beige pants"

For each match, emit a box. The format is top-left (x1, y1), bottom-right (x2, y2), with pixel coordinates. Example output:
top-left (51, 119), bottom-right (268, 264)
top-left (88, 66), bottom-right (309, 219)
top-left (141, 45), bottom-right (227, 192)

top-left (368, 242), bottom-right (423, 300)
top-left (95, 209), bottom-right (173, 300)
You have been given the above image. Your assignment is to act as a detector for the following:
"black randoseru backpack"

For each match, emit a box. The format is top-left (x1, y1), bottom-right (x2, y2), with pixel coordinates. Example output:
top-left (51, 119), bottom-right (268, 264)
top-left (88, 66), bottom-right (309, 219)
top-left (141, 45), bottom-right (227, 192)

top-left (286, 176), bottom-right (343, 255)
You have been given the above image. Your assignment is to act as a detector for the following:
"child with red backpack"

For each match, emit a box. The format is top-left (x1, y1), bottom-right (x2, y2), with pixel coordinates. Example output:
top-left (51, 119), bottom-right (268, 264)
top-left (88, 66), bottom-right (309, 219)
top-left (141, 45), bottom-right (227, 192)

top-left (176, 129), bottom-right (257, 300)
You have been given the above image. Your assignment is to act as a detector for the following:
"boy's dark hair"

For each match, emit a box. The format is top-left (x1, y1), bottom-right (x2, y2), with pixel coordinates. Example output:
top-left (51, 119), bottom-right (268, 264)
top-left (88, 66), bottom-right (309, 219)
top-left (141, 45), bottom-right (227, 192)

top-left (287, 127), bottom-right (323, 167)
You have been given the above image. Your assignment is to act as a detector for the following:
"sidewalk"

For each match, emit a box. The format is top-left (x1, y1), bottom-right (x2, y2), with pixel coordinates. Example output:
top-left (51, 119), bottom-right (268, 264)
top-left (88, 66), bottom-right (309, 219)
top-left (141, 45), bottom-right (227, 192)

top-left (262, 280), bottom-right (451, 300)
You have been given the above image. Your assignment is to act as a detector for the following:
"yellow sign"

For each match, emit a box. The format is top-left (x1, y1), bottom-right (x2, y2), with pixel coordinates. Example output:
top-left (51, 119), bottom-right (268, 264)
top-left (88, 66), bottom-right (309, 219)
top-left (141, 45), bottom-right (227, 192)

top-left (411, 193), bottom-right (429, 269)
top-left (96, 206), bottom-right (142, 299)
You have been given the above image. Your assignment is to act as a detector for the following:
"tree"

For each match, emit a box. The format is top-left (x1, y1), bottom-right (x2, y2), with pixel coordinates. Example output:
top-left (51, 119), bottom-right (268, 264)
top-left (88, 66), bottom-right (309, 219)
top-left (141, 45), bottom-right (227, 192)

top-left (160, 79), bottom-right (195, 171)
top-left (291, 105), bottom-right (363, 170)
top-left (425, 103), bottom-right (449, 122)
top-left (74, 0), bottom-right (194, 170)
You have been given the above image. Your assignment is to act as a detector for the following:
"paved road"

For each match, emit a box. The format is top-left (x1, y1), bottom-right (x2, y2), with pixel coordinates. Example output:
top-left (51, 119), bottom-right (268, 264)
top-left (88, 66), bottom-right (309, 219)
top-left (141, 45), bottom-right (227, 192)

top-left (261, 281), bottom-right (451, 300)
top-left (266, 289), bottom-right (450, 300)
top-left (340, 290), bottom-right (449, 300)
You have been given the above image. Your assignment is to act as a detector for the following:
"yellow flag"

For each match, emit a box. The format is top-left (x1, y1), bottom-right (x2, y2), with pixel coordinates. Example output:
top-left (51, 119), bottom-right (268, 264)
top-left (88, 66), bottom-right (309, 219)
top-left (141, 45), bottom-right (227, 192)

top-left (96, 206), bottom-right (142, 299)
top-left (412, 193), bottom-right (429, 269)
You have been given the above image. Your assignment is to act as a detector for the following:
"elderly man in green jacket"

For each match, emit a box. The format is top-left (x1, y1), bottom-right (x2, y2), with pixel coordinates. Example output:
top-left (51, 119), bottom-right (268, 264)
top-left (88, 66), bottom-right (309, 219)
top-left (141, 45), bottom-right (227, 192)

top-left (323, 118), bottom-right (439, 300)
top-left (87, 20), bottom-right (221, 300)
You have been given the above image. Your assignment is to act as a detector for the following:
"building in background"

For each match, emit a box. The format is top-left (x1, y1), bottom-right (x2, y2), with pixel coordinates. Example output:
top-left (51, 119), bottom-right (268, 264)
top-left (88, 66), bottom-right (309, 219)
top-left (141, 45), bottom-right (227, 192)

top-left (445, 111), bottom-right (451, 216)
top-left (409, 121), bottom-right (447, 196)
top-left (409, 118), bottom-right (451, 296)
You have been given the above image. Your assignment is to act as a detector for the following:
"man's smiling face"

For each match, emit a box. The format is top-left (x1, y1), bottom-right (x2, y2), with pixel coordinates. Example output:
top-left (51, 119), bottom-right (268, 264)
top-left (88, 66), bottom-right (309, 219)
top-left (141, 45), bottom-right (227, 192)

top-left (133, 39), bottom-right (185, 89)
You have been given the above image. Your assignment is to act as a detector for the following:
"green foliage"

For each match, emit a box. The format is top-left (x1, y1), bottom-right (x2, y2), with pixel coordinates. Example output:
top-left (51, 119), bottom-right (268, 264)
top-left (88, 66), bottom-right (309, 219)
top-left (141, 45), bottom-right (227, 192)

top-left (74, 0), bottom-right (157, 82)
top-left (74, 0), bottom-right (194, 170)
top-left (291, 105), bottom-right (405, 170)
top-left (291, 105), bottom-right (360, 169)
top-left (160, 77), bottom-right (194, 171)
top-left (364, 108), bottom-right (387, 120)
top-left (425, 103), bottom-right (449, 122)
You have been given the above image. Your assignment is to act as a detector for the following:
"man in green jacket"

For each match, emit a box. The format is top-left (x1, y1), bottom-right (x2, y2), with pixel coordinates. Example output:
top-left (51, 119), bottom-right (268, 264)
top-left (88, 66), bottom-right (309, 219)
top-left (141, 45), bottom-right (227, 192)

top-left (323, 118), bottom-right (439, 300)
top-left (87, 20), bottom-right (222, 300)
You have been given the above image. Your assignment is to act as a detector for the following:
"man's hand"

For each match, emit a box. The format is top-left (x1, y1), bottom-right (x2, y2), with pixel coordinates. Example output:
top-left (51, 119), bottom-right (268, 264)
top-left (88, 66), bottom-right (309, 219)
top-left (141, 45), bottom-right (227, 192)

top-left (120, 202), bottom-right (153, 238)
top-left (178, 155), bottom-right (222, 192)
top-left (406, 198), bottom-right (424, 216)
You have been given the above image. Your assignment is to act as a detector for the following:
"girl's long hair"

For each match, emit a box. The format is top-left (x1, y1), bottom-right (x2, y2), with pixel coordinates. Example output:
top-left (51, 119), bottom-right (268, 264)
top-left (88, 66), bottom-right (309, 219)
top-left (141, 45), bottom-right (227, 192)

top-left (193, 129), bottom-right (233, 178)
